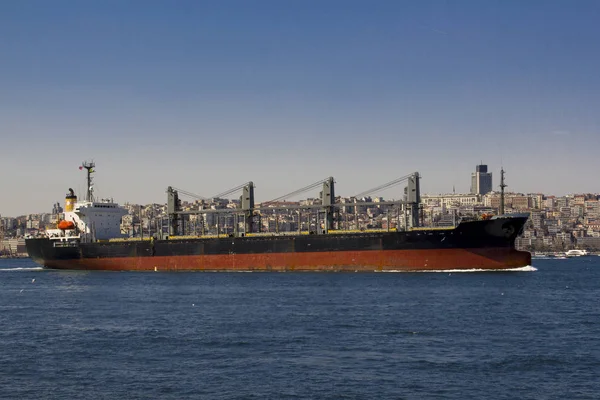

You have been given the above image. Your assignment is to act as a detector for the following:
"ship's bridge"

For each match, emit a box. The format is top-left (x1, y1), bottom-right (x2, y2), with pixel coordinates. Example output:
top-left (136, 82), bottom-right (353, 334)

top-left (65, 200), bottom-right (128, 241)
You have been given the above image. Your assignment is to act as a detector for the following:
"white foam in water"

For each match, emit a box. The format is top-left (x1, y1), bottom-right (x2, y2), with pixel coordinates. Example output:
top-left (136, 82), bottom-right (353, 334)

top-left (0, 267), bottom-right (45, 272)
top-left (379, 265), bottom-right (537, 273)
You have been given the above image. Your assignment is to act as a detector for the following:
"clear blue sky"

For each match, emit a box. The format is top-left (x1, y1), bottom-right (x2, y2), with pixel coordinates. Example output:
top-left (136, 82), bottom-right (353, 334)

top-left (1, 0), bottom-right (599, 216)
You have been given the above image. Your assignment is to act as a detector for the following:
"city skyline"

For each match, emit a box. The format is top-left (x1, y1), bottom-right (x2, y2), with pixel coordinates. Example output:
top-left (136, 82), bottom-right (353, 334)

top-left (2, 164), bottom-right (599, 218)
top-left (4, 182), bottom-right (599, 253)
top-left (1, 1), bottom-right (600, 216)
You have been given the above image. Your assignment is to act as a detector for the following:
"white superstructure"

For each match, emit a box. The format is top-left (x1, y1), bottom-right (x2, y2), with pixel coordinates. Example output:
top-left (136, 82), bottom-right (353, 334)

top-left (46, 161), bottom-right (128, 243)
top-left (63, 199), bottom-right (127, 241)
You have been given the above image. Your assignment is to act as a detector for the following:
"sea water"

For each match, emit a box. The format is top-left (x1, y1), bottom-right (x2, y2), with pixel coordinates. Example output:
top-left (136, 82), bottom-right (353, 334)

top-left (0, 257), bottom-right (599, 399)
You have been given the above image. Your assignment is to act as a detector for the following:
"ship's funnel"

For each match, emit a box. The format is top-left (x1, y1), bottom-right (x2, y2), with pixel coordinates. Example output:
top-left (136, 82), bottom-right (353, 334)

top-left (65, 188), bottom-right (77, 212)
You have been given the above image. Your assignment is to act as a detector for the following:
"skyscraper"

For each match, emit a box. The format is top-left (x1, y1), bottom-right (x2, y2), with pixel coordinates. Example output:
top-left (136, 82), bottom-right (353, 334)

top-left (470, 164), bottom-right (493, 195)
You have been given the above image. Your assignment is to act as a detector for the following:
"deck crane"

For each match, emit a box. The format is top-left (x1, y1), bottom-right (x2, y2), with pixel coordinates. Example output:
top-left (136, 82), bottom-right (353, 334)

top-left (351, 172), bottom-right (420, 228)
top-left (259, 177), bottom-right (335, 233)
top-left (167, 182), bottom-right (255, 237)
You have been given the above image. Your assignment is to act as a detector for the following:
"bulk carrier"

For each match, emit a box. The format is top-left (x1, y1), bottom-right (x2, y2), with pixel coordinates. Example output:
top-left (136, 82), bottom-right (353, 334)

top-left (26, 162), bottom-right (531, 271)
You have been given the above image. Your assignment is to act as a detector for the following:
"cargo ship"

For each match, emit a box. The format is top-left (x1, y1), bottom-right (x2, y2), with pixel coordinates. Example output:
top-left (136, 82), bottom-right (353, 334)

top-left (26, 163), bottom-right (531, 271)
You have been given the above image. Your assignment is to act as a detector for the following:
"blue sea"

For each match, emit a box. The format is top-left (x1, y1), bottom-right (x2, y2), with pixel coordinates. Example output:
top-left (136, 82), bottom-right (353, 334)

top-left (1, 257), bottom-right (599, 399)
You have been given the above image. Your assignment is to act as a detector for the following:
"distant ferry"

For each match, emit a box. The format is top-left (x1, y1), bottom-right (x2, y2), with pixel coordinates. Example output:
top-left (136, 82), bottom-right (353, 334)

top-left (564, 249), bottom-right (589, 257)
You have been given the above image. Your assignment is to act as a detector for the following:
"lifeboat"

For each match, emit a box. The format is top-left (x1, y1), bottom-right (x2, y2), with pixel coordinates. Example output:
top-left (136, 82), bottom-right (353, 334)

top-left (58, 220), bottom-right (76, 230)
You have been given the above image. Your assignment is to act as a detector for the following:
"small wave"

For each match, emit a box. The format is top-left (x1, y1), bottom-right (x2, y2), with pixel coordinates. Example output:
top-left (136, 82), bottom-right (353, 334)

top-left (507, 265), bottom-right (537, 272)
top-left (380, 265), bottom-right (537, 273)
top-left (0, 267), bottom-right (45, 272)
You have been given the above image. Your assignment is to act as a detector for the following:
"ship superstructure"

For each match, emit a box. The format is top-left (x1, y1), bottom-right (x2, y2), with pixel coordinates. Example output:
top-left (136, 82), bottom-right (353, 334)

top-left (44, 162), bottom-right (127, 244)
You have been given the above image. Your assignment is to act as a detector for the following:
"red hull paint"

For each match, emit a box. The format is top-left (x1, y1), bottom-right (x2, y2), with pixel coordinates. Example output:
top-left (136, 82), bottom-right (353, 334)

top-left (43, 248), bottom-right (531, 271)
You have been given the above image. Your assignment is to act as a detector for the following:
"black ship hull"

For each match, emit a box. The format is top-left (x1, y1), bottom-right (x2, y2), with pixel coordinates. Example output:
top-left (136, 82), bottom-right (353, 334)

top-left (26, 216), bottom-right (531, 271)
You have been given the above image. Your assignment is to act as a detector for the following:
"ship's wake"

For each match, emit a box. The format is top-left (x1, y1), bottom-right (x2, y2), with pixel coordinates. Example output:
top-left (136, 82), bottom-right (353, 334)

top-left (0, 267), bottom-right (45, 272)
top-left (381, 265), bottom-right (537, 273)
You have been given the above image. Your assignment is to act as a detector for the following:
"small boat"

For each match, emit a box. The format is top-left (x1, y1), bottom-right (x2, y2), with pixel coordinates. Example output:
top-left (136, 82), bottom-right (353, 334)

top-left (565, 249), bottom-right (589, 257)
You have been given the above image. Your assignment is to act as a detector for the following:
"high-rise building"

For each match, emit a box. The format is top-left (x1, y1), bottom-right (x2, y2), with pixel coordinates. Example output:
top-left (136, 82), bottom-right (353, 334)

top-left (52, 202), bottom-right (63, 215)
top-left (470, 164), bottom-right (493, 195)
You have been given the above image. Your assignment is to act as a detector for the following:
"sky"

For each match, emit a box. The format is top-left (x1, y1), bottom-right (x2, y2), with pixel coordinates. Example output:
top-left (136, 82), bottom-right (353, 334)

top-left (1, 0), bottom-right (599, 216)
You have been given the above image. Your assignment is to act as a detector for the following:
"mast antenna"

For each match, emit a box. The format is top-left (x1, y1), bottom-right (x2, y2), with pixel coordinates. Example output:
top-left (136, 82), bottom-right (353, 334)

top-left (81, 161), bottom-right (96, 202)
top-left (499, 167), bottom-right (507, 215)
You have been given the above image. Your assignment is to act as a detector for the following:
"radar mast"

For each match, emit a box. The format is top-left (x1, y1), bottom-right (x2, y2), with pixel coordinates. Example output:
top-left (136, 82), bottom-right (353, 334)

top-left (499, 168), bottom-right (506, 215)
top-left (81, 161), bottom-right (96, 202)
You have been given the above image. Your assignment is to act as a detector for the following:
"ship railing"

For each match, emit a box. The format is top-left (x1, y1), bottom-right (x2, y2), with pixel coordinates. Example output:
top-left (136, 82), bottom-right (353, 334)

top-left (169, 235), bottom-right (222, 240)
top-left (409, 226), bottom-right (454, 231)
top-left (106, 237), bottom-right (152, 242)
top-left (326, 228), bottom-right (398, 234)
top-left (97, 227), bottom-right (457, 242)
top-left (245, 232), bottom-right (309, 237)
top-left (164, 228), bottom-right (404, 240)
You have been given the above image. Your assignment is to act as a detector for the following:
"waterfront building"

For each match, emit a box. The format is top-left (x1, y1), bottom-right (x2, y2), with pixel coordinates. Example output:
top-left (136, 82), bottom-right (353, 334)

top-left (511, 195), bottom-right (531, 210)
top-left (421, 194), bottom-right (479, 208)
top-left (528, 193), bottom-right (544, 210)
